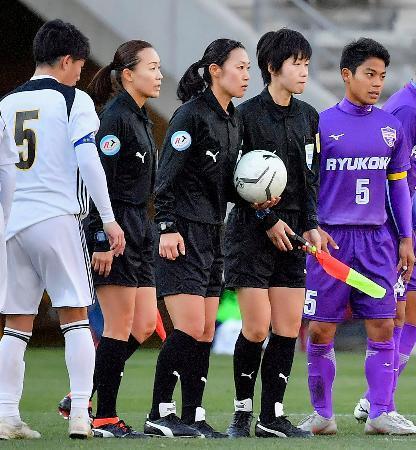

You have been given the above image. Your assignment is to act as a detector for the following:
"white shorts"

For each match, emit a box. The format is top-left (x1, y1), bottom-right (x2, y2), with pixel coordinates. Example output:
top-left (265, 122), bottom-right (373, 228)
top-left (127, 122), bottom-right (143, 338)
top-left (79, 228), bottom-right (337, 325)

top-left (1, 214), bottom-right (94, 314)
top-left (0, 204), bottom-right (6, 308)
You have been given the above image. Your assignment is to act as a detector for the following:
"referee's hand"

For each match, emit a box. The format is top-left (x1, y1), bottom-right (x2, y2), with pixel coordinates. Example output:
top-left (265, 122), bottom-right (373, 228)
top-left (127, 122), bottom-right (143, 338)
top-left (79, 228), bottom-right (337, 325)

top-left (92, 251), bottom-right (114, 277)
top-left (159, 232), bottom-right (185, 260)
top-left (103, 221), bottom-right (126, 256)
top-left (266, 219), bottom-right (294, 252)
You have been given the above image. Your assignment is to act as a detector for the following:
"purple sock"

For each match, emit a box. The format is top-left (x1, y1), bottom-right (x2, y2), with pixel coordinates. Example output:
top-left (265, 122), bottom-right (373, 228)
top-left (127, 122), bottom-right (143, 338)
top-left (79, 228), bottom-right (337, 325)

top-left (398, 323), bottom-right (416, 376)
top-left (387, 326), bottom-right (403, 412)
top-left (307, 339), bottom-right (336, 420)
top-left (365, 338), bottom-right (394, 419)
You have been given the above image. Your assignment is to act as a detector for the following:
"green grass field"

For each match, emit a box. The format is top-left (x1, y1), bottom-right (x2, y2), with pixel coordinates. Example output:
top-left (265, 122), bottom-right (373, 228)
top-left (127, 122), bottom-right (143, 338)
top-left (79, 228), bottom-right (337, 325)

top-left (4, 348), bottom-right (416, 449)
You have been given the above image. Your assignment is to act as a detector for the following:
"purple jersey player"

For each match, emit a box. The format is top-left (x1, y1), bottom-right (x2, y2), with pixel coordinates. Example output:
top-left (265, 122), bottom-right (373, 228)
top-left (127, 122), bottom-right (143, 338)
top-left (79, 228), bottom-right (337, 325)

top-left (298, 38), bottom-right (416, 436)
top-left (355, 79), bottom-right (416, 425)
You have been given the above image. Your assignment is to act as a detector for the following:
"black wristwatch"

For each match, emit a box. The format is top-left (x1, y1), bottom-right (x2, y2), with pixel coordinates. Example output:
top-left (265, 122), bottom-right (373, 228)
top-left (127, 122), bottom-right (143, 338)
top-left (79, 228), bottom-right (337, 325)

top-left (157, 221), bottom-right (178, 234)
top-left (94, 230), bottom-right (110, 252)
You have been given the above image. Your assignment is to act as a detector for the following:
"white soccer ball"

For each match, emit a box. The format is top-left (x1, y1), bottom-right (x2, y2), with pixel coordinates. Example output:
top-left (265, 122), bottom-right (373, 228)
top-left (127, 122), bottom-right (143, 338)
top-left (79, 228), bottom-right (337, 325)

top-left (234, 150), bottom-right (287, 203)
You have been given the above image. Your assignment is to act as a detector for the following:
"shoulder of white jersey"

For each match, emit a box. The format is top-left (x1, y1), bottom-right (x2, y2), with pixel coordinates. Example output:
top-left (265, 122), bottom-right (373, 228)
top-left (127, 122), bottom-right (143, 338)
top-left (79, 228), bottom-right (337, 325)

top-left (72, 88), bottom-right (96, 114)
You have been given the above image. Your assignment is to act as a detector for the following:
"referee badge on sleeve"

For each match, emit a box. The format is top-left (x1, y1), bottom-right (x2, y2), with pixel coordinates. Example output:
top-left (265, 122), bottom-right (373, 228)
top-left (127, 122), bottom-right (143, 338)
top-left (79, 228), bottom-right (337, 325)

top-left (100, 135), bottom-right (121, 156)
top-left (171, 131), bottom-right (191, 151)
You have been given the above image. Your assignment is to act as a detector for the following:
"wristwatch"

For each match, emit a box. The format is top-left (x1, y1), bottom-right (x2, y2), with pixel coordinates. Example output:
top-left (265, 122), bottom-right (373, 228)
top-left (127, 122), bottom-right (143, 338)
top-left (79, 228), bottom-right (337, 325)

top-left (157, 221), bottom-right (177, 234)
top-left (94, 230), bottom-right (110, 252)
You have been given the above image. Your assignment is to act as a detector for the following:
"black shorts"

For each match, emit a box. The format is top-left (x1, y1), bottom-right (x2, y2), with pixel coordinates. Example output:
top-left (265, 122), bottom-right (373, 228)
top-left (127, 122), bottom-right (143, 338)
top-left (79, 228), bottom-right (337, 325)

top-left (92, 204), bottom-right (155, 288)
top-left (156, 218), bottom-right (224, 298)
top-left (224, 208), bottom-right (305, 289)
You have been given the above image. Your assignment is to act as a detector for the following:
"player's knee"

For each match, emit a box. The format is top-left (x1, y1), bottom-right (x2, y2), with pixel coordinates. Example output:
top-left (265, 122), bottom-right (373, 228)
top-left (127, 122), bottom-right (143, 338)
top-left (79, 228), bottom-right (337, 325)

top-left (179, 323), bottom-right (205, 340)
top-left (367, 319), bottom-right (394, 341)
top-left (242, 325), bottom-right (269, 343)
top-left (308, 322), bottom-right (335, 344)
top-left (138, 321), bottom-right (157, 343)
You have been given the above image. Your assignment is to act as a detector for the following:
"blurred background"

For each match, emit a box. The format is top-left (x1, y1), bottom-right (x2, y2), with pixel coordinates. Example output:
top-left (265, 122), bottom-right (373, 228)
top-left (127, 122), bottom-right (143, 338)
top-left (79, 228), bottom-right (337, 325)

top-left (1, 0), bottom-right (415, 350)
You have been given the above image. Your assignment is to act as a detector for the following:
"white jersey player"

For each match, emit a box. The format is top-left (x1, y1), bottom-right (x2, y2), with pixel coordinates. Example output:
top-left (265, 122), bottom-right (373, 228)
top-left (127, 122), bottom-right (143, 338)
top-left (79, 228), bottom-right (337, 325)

top-left (0, 19), bottom-right (125, 440)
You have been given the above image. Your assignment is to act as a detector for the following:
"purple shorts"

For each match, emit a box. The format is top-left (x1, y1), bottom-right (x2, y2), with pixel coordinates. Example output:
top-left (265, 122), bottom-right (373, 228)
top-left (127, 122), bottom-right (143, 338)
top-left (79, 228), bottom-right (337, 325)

top-left (304, 224), bottom-right (397, 322)
top-left (385, 217), bottom-right (416, 300)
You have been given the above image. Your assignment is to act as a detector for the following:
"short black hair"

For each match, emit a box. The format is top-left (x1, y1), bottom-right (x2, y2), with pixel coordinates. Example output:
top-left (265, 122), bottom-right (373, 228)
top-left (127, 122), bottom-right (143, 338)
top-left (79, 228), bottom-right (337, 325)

top-left (33, 19), bottom-right (90, 66)
top-left (257, 28), bottom-right (312, 85)
top-left (340, 37), bottom-right (390, 74)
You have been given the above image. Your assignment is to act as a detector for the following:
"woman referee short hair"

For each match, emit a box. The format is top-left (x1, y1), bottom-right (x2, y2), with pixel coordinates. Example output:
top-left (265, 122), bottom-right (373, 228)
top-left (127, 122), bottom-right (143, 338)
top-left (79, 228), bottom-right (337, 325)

top-left (86, 40), bottom-right (162, 438)
top-left (143, 38), bottom-right (265, 438)
top-left (225, 28), bottom-right (321, 438)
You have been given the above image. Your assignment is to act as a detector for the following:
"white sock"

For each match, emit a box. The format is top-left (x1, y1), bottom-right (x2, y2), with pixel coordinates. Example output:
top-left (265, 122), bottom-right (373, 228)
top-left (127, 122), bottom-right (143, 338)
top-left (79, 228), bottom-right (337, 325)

top-left (0, 328), bottom-right (31, 419)
top-left (61, 320), bottom-right (95, 418)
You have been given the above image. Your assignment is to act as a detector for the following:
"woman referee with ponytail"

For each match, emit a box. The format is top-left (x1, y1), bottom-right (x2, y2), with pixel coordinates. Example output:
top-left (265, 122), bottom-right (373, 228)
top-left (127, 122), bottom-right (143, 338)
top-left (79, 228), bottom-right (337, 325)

top-left (86, 40), bottom-right (162, 438)
top-left (143, 39), bottom-right (260, 438)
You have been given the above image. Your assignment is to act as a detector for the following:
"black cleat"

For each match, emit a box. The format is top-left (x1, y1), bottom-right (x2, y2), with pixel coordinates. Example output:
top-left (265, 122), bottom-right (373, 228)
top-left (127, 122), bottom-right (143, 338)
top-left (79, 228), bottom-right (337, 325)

top-left (92, 419), bottom-right (148, 438)
top-left (190, 420), bottom-right (227, 438)
top-left (227, 411), bottom-right (253, 438)
top-left (144, 414), bottom-right (202, 438)
top-left (255, 416), bottom-right (313, 438)
top-left (58, 393), bottom-right (93, 420)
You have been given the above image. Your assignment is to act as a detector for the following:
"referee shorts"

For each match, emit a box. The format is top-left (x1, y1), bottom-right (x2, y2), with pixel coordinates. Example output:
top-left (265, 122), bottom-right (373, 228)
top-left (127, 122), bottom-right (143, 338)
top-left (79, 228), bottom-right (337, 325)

top-left (92, 204), bottom-right (156, 288)
top-left (224, 207), bottom-right (306, 289)
top-left (156, 217), bottom-right (224, 298)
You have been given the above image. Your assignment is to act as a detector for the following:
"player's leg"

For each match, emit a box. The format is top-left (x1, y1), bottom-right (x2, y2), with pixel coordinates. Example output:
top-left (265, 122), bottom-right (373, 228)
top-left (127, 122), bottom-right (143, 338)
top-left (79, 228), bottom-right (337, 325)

top-left (0, 234), bottom-right (44, 440)
top-left (144, 294), bottom-right (204, 438)
top-left (224, 208), bottom-right (273, 437)
top-left (128, 287), bottom-right (157, 358)
top-left (180, 295), bottom-right (225, 438)
top-left (36, 215), bottom-right (97, 438)
top-left (255, 287), bottom-right (311, 438)
top-left (92, 285), bottom-right (142, 437)
top-left (354, 224), bottom-right (416, 434)
top-left (229, 288), bottom-right (270, 437)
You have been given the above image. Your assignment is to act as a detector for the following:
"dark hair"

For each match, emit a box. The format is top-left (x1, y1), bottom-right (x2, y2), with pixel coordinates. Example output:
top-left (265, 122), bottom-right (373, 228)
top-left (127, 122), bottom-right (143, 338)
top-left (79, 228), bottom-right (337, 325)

top-left (177, 39), bottom-right (245, 103)
top-left (33, 19), bottom-right (90, 66)
top-left (257, 28), bottom-right (312, 85)
top-left (87, 40), bottom-right (153, 106)
top-left (340, 38), bottom-right (390, 74)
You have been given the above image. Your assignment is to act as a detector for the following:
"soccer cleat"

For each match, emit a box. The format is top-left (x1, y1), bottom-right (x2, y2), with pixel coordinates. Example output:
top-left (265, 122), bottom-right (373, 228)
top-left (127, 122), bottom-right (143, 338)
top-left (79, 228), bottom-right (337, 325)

top-left (255, 416), bottom-right (313, 438)
top-left (365, 412), bottom-right (416, 435)
top-left (58, 393), bottom-right (93, 420)
top-left (388, 411), bottom-right (416, 431)
top-left (144, 402), bottom-right (202, 438)
top-left (69, 415), bottom-right (93, 439)
top-left (92, 419), bottom-right (147, 438)
top-left (227, 398), bottom-right (254, 438)
top-left (298, 411), bottom-right (337, 435)
top-left (354, 398), bottom-right (370, 422)
top-left (0, 417), bottom-right (41, 440)
top-left (188, 408), bottom-right (227, 438)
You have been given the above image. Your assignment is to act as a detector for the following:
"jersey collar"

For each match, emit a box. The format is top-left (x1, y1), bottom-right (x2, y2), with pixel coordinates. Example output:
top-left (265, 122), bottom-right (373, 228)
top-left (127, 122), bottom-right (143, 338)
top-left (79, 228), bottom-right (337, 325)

top-left (202, 88), bottom-right (236, 125)
top-left (31, 75), bottom-right (59, 82)
top-left (260, 87), bottom-right (300, 117)
top-left (337, 97), bottom-right (373, 115)
top-left (119, 89), bottom-right (151, 124)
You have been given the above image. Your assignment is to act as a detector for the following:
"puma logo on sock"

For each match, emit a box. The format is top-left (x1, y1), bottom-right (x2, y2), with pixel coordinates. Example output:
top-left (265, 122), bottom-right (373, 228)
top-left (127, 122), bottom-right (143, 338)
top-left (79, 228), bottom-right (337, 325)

top-left (279, 373), bottom-right (289, 384)
top-left (241, 371), bottom-right (255, 379)
top-left (206, 150), bottom-right (219, 162)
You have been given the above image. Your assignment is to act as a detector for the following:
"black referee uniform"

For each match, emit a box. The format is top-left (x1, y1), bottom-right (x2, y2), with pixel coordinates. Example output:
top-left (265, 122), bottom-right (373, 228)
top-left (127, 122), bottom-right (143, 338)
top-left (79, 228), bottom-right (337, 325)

top-left (225, 87), bottom-right (319, 289)
top-left (89, 89), bottom-right (156, 287)
top-left (155, 87), bottom-right (242, 298)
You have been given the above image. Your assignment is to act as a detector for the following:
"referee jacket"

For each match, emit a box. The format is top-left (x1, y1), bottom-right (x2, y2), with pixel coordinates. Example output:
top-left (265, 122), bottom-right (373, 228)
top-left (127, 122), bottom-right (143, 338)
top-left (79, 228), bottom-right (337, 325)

top-left (155, 88), bottom-right (242, 227)
top-left (237, 87), bottom-right (320, 232)
top-left (89, 89), bottom-right (157, 249)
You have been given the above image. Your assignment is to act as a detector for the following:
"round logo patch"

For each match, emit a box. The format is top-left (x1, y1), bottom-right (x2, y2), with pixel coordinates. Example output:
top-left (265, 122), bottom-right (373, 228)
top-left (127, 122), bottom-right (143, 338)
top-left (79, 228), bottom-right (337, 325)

top-left (100, 135), bottom-right (121, 156)
top-left (171, 131), bottom-right (191, 151)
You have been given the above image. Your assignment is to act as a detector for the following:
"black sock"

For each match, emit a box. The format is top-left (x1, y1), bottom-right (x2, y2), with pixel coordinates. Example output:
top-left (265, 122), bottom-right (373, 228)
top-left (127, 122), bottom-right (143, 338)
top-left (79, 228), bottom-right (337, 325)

top-left (181, 341), bottom-right (211, 424)
top-left (94, 336), bottom-right (128, 419)
top-left (125, 334), bottom-right (141, 361)
top-left (260, 333), bottom-right (297, 423)
top-left (233, 332), bottom-right (264, 402)
top-left (149, 329), bottom-right (198, 420)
